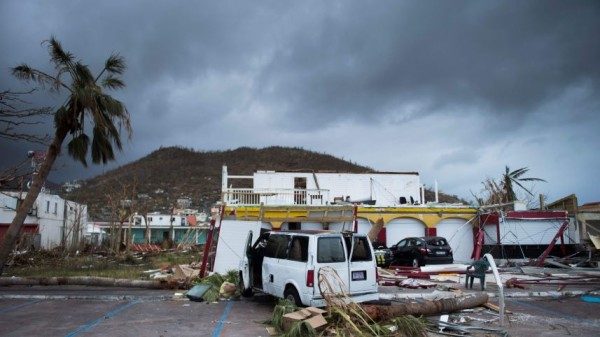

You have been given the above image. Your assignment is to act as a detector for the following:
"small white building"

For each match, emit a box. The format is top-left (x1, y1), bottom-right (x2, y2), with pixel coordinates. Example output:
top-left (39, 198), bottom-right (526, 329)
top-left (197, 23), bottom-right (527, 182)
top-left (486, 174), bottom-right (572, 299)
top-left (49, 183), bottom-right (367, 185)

top-left (0, 191), bottom-right (88, 249)
top-left (221, 166), bottom-right (423, 207)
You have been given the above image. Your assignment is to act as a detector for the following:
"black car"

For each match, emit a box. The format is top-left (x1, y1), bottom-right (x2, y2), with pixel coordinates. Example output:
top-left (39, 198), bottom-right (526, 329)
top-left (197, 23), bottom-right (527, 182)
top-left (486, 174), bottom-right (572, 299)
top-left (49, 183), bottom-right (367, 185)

top-left (389, 236), bottom-right (453, 267)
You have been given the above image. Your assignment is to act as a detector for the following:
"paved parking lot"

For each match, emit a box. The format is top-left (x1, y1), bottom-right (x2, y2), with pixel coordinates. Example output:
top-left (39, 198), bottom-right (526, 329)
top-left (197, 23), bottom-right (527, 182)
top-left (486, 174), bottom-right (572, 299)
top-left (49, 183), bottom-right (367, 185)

top-left (1, 286), bottom-right (599, 336)
top-left (0, 297), bottom-right (274, 337)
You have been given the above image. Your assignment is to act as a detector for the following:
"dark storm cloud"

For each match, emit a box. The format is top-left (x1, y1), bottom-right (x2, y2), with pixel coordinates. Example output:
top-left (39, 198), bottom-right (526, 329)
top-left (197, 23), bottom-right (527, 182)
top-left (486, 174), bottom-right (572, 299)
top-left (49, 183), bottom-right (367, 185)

top-left (257, 1), bottom-right (600, 127)
top-left (0, 1), bottom-right (599, 203)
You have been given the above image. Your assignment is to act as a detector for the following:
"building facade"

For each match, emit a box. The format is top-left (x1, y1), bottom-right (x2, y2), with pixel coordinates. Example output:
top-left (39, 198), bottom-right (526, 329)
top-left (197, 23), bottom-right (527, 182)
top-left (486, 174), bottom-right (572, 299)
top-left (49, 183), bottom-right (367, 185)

top-left (0, 191), bottom-right (87, 249)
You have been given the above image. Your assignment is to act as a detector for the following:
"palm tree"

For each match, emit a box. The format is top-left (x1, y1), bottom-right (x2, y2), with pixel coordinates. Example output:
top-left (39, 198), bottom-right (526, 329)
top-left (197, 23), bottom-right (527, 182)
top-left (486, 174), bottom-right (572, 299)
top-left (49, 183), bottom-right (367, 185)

top-left (502, 166), bottom-right (546, 202)
top-left (0, 38), bottom-right (131, 275)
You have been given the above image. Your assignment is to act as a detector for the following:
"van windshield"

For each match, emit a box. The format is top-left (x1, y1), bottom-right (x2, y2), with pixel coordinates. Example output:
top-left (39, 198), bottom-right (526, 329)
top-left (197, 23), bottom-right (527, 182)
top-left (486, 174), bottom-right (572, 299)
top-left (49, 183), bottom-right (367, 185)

top-left (317, 237), bottom-right (346, 263)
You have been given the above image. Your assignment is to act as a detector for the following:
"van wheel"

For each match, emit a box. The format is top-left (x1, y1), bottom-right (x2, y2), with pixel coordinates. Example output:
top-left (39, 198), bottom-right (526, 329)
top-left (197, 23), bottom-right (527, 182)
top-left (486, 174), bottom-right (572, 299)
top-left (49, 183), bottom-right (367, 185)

top-left (412, 258), bottom-right (420, 268)
top-left (283, 286), bottom-right (302, 307)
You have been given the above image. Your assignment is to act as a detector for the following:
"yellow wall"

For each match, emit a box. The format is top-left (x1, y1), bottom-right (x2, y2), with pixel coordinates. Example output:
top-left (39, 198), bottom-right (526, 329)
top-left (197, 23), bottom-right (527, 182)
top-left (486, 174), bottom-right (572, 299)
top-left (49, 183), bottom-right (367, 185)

top-left (224, 205), bottom-right (477, 229)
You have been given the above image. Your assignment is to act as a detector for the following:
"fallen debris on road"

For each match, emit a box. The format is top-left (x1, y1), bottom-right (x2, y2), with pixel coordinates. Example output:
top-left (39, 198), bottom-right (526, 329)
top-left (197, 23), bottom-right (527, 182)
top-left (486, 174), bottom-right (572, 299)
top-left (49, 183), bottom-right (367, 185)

top-left (0, 276), bottom-right (178, 289)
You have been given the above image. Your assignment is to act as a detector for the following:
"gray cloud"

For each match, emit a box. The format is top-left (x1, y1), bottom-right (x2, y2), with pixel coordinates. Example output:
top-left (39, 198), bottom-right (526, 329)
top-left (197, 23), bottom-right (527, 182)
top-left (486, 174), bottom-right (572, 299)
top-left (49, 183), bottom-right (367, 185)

top-left (0, 1), bottom-right (599, 203)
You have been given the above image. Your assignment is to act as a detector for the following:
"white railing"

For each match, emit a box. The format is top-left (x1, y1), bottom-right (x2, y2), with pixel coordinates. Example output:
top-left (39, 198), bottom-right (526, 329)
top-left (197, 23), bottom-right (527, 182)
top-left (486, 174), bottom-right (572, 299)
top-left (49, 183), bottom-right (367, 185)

top-left (222, 188), bottom-right (330, 206)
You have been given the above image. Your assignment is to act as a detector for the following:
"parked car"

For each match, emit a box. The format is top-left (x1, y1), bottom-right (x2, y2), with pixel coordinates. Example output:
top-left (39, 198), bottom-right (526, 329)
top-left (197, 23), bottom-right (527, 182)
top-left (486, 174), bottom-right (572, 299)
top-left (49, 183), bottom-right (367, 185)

top-left (389, 236), bottom-right (453, 267)
top-left (239, 230), bottom-right (379, 307)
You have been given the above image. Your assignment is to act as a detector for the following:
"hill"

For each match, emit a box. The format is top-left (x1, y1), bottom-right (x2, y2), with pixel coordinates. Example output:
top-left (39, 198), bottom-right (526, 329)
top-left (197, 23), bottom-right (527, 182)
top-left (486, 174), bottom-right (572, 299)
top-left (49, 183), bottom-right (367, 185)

top-left (64, 146), bottom-right (465, 219)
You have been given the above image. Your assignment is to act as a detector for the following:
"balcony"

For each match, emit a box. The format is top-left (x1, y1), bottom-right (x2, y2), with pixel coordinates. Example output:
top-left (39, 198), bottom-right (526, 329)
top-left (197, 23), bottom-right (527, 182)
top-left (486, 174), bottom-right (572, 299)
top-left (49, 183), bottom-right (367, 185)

top-left (222, 188), bottom-right (330, 206)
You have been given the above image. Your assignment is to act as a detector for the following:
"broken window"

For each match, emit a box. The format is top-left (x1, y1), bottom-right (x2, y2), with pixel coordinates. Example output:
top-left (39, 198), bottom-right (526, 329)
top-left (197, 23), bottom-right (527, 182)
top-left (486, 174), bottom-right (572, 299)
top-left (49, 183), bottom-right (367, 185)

top-left (288, 236), bottom-right (309, 262)
top-left (351, 236), bottom-right (372, 262)
top-left (317, 237), bottom-right (346, 263)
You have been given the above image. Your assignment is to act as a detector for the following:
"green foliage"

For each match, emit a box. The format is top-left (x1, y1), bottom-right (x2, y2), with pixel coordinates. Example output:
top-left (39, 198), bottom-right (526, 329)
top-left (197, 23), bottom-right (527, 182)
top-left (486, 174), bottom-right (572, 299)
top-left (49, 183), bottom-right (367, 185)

top-left (194, 270), bottom-right (240, 302)
top-left (502, 166), bottom-right (546, 201)
top-left (11, 36), bottom-right (131, 168)
top-left (265, 299), bottom-right (298, 332)
top-left (280, 321), bottom-right (316, 337)
top-left (389, 316), bottom-right (427, 337)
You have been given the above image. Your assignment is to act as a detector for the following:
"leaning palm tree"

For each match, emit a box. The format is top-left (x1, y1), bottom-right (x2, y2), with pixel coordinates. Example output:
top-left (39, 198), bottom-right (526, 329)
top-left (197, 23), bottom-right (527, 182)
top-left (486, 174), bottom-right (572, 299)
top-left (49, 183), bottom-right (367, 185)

top-left (502, 166), bottom-right (546, 202)
top-left (0, 38), bottom-right (131, 275)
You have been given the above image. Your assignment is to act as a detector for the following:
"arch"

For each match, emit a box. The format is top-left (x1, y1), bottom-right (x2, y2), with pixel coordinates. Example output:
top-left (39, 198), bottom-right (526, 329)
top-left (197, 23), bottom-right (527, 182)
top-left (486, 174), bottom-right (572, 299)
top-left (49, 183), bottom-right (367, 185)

top-left (436, 217), bottom-right (474, 263)
top-left (385, 217), bottom-right (427, 247)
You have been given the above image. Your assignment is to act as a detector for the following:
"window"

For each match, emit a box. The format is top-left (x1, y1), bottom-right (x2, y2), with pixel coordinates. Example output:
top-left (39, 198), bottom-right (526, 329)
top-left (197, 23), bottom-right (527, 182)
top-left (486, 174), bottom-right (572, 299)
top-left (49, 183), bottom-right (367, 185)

top-left (351, 237), bottom-right (372, 262)
top-left (287, 222), bottom-right (300, 230)
top-left (288, 236), bottom-right (309, 262)
top-left (396, 239), bottom-right (407, 248)
top-left (426, 238), bottom-right (448, 246)
top-left (53, 202), bottom-right (57, 214)
top-left (148, 217), bottom-right (153, 222)
top-left (46, 201), bottom-right (50, 213)
top-left (181, 218), bottom-right (186, 226)
top-left (317, 237), bottom-right (346, 263)
top-left (264, 235), bottom-right (289, 259)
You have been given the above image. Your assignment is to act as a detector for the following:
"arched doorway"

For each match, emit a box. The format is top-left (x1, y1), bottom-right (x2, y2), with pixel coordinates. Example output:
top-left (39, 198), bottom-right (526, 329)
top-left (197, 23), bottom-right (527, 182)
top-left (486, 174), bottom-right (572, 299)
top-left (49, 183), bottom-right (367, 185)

top-left (436, 218), bottom-right (474, 263)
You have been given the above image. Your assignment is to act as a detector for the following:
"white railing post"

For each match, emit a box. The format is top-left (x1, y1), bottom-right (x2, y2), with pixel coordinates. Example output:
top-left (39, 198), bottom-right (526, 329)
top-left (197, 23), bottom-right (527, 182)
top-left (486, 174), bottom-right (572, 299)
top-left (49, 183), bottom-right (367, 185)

top-left (483, 253), bottom-right (505, 325)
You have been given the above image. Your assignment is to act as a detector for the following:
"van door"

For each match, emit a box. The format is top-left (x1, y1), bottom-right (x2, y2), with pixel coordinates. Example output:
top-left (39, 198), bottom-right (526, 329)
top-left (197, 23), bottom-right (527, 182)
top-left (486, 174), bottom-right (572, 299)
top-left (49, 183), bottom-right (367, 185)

top-left (239, 230), bottom-right (253, 292)
top-left (313, 234), bottom-right (350, 296)
top-left (262, 234), bottom-right (290, 296)
top-left (348, 235), bottom-right (377, 294)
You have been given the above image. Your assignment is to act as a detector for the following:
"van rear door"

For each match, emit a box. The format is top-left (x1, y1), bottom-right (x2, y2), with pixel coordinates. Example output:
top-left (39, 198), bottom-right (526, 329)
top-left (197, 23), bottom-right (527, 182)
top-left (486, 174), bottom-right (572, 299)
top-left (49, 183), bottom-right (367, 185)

top-left (313, 234), bottom-right (350, 296)
top-left (348, 235), bottom-right (377, 294)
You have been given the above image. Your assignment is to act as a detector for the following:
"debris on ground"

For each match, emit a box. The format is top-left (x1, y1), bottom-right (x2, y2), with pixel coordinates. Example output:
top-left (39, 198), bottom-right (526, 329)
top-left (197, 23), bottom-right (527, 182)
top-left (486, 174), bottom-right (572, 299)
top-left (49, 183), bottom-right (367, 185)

top-left (399, 278), bottom-right (436, 289)
top-left (187, 270), bottom-right (239, 302)
top-left (186, 284), bottom-right (212, 302)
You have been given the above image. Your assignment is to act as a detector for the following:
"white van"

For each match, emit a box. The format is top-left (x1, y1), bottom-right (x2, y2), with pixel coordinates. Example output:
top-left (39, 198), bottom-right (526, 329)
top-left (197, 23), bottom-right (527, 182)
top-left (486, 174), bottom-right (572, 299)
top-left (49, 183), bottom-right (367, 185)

top-left (239, 230), bottom-right (379, 307)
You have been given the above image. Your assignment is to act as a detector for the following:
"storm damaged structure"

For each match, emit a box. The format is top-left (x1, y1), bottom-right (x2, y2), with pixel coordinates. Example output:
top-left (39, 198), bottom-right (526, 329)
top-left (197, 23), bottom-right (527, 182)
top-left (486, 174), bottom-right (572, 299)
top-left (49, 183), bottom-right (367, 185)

top-left (210, 166), bottom-right (477, 274)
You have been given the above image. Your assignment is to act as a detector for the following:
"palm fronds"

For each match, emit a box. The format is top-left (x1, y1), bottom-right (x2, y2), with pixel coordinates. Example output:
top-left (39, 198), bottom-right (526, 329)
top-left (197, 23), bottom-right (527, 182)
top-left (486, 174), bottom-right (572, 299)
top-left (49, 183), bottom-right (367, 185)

top-left (265, 299), bottom-right (297, 331)
top-left (11, 37), bottom-right (131, 167)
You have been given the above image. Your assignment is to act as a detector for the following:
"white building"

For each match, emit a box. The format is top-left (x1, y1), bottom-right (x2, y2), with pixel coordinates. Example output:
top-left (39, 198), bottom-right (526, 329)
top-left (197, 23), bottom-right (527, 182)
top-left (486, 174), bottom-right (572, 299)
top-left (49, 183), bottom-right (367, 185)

top-left (0, 191), bottom-right (88, 249)
top-left (221, 166), bottom-right (422, 207)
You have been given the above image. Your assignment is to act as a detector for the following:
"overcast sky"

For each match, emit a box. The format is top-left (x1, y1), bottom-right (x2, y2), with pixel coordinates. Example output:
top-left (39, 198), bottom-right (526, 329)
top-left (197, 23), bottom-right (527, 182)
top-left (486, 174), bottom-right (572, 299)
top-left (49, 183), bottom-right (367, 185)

top-left (1, 1), bottom-right (599, 204)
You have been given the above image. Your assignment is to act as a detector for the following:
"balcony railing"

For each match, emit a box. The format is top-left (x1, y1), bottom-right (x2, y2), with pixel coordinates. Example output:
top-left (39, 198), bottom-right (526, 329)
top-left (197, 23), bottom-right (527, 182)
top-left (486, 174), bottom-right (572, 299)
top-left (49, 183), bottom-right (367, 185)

top-left (222, 188), bottom-right (330, 206)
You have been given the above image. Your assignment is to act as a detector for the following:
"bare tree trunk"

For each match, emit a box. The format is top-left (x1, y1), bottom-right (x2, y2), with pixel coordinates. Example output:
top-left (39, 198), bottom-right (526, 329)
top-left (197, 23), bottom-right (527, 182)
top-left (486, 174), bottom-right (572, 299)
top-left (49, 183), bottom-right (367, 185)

top-left (367, 218), bottom-right (384, 243)
top-left (362, 293), bottom-right (489, 320)
top-left (0, 127), bottom-right (68, 276)
top-left (0, 276), bottom-right (175, 289)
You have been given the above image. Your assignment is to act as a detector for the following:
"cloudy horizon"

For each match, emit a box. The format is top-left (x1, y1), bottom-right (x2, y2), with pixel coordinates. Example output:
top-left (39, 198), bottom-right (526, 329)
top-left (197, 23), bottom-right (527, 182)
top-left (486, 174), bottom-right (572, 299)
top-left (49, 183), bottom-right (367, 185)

top-left (1, 1), bottom-right (599, 204)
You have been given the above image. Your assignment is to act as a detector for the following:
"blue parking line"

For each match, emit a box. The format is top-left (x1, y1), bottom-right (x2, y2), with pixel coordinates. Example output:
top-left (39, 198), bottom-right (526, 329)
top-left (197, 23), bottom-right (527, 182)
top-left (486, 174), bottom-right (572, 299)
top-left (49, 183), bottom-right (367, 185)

top-left (64, 300), bottom-right (140, 337)
top-left (0, 300), bottom-right (41, 314)
top-left (212, 301), bottom-right (234, 337)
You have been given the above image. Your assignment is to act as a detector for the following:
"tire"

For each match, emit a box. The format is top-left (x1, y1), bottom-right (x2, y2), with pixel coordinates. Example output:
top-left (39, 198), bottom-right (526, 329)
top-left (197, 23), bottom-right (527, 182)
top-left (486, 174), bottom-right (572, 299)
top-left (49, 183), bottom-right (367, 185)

top-left (411, 258), bottom-right (420, 268)
top-left (238, 272), bottom-right (253, 298)
top-left (283, 286), bottom-right (302, 307)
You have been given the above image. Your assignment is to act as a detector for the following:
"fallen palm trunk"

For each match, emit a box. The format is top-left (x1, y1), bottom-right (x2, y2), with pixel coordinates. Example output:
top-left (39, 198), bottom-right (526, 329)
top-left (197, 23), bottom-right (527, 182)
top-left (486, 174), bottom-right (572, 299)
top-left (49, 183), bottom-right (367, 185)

top-left (362, 292), bottom-right (489, 320)
top-left (0, 276), bottom-right (177, 289)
